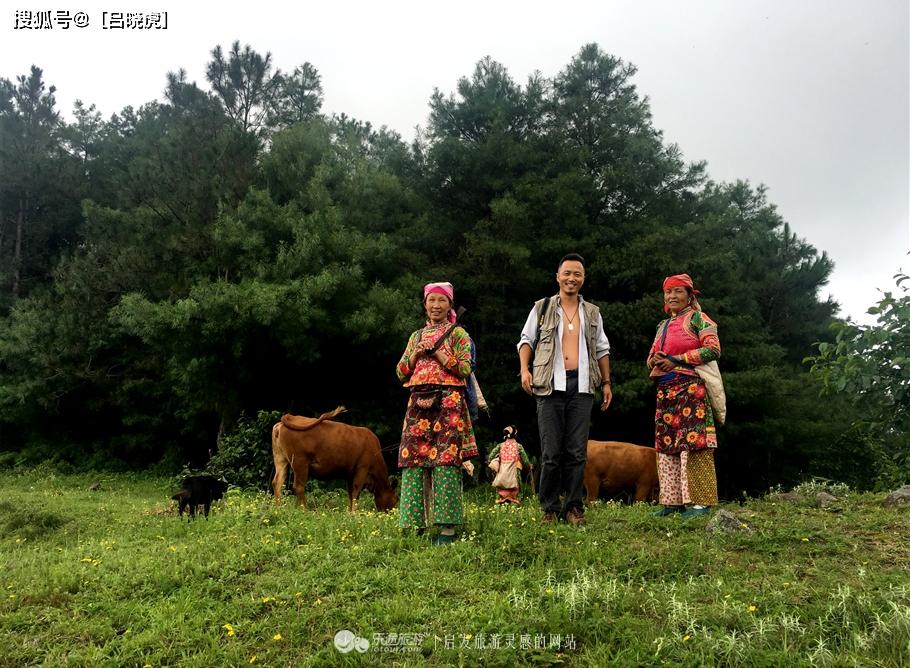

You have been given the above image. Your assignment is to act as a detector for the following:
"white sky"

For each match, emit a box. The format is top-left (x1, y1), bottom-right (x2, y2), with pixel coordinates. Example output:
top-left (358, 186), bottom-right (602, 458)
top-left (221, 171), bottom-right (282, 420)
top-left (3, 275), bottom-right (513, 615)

top-left (4, 0), bottom-right (908, 324)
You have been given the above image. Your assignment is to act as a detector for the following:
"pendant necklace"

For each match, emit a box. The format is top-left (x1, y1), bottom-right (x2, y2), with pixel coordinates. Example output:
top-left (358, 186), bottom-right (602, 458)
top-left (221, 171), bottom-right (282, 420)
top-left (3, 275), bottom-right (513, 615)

top-left (562, 301), bottom-right (580, 331)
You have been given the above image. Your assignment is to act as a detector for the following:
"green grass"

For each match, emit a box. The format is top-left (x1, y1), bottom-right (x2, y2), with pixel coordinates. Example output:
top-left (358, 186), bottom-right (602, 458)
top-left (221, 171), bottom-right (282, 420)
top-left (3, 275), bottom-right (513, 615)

top-left (1, 468), bottom-right (908, 667)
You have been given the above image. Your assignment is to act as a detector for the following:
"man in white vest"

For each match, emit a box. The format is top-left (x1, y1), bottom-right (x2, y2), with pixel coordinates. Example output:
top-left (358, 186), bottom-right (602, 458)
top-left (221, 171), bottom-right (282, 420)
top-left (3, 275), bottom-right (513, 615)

top-left (517, 253), bottom-right (612, 526)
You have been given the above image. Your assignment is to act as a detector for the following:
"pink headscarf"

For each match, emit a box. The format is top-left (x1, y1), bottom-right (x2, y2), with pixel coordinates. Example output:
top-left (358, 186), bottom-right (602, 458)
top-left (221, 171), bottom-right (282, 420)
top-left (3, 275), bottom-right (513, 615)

top-left (423, 282), bottom-right (457, 323)
top-left (662, 273), bottom-right (702, 313)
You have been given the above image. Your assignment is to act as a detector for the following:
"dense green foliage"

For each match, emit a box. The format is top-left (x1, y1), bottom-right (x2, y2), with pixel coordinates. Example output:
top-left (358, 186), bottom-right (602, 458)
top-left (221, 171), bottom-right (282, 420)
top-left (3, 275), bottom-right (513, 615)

top-left (808, 273), bottom-right (910, 487)
top-left (1, 471), bottom-right (909, 666)
top-left (0, 42), bottom-right (887, 492)
top-left (206, 410), bottom-right (282, 491)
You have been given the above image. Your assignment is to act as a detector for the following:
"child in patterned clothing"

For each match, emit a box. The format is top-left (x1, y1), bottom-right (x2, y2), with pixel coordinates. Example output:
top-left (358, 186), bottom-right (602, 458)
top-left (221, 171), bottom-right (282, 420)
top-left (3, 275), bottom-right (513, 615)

top-left (487, 426), bottom-right (531, 505)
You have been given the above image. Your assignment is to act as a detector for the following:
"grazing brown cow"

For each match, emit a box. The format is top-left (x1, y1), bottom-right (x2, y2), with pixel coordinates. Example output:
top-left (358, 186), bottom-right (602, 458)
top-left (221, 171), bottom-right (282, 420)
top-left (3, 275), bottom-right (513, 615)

top-left (584, 440), bottom-right (659, 504)
top-left (272, 407), bottom-right (397, 512)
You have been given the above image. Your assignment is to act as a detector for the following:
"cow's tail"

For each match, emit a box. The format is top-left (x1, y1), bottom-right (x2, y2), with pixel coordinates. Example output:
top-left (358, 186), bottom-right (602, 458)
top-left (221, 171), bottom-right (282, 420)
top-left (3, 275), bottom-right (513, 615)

top-left (271, 422), bottom-right (284, 461)
top-left (281, 406), bottom-right (347, 431)
top-left (271, 422), bottom-right (289, 497)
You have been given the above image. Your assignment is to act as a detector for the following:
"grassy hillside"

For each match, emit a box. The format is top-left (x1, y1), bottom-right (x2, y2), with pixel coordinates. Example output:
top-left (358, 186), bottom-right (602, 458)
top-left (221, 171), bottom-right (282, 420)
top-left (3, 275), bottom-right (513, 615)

top-left (1, 468), bottom-right (908, 667)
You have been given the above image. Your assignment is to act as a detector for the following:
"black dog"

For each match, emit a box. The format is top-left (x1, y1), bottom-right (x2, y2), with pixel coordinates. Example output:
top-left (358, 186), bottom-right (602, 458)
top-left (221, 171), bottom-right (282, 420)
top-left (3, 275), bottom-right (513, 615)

top-left (171, 475), bottom-right (228, 520)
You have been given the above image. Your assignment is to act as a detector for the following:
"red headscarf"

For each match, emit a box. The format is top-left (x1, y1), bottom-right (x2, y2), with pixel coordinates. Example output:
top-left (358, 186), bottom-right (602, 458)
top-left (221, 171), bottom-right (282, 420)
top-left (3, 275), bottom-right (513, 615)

top-left (423, 282), bottom-right (457, 323)
top-left (662, 274), bottom-right (702, 313)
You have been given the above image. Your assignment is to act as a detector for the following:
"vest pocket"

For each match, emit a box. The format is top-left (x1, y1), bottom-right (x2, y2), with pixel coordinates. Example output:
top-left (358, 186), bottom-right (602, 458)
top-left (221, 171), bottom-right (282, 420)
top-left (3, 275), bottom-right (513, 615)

top-left (534, 326), bottom-right (555, 360)
top-left (532, 326), bottom-right (555, 390)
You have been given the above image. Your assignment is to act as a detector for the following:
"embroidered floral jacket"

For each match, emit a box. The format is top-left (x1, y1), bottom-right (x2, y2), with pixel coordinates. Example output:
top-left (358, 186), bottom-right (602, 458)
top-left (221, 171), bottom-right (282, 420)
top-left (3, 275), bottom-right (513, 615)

top-left (647, 308), bottom-right (721, 378)
top-left (397, 324), bottom-right (472, 386)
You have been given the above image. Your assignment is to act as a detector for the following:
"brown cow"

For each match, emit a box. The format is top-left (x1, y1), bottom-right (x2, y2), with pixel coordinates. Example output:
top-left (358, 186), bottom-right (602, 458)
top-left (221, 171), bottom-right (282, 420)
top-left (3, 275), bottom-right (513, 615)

top-left (584, 440), bottom-right (659, 504)
top-left (272, 407), bottom-right (397, 512)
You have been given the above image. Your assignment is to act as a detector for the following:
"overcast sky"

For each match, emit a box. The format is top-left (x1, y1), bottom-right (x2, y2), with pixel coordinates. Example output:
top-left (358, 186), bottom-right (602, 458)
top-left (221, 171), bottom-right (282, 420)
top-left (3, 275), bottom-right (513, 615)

top-left (4, 0), bottom-right (907, 324)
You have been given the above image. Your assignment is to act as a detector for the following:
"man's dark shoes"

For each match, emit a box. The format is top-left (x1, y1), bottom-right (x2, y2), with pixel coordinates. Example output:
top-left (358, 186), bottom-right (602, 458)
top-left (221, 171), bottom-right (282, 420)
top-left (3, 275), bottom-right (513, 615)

top-left (541, 512), bottom-right (558, 525)
top-left (651, 505), bottom-right (684, 517)
top-left (565, 509), bottom-right (586, 527)
top-left (432, 533), bottom-right (457, 545)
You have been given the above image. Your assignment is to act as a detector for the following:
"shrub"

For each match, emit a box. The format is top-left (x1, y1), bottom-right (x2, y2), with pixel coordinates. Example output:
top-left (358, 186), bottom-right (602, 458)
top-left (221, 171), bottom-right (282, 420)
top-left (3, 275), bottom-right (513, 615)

top-left (206, 410), bottom-right (281, 490)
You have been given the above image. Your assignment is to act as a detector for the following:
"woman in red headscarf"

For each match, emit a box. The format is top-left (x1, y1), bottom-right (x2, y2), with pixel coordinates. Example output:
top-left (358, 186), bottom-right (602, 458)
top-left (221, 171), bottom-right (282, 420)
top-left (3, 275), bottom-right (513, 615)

top-left (396, 282), bottom-right (478, 544)
top-left (646, 274), bottom-right (721, 518)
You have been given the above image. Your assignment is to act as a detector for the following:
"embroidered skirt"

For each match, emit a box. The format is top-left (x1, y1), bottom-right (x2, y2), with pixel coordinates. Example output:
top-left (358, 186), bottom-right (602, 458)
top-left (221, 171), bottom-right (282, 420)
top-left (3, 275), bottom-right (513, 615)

top-left (654, 374), bottom-right (718, 505)
top-left (654, 375), bottom-right (717, 455)
top-left (398, 385), bottom-right (477, 468)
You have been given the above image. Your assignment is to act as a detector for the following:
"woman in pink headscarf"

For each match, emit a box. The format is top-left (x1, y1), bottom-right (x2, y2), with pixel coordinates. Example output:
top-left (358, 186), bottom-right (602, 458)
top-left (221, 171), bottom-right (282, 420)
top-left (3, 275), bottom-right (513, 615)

top-left (396, 282), bottom-right (478, 544)
top-left (646, 274), bottom-right (721, 518)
